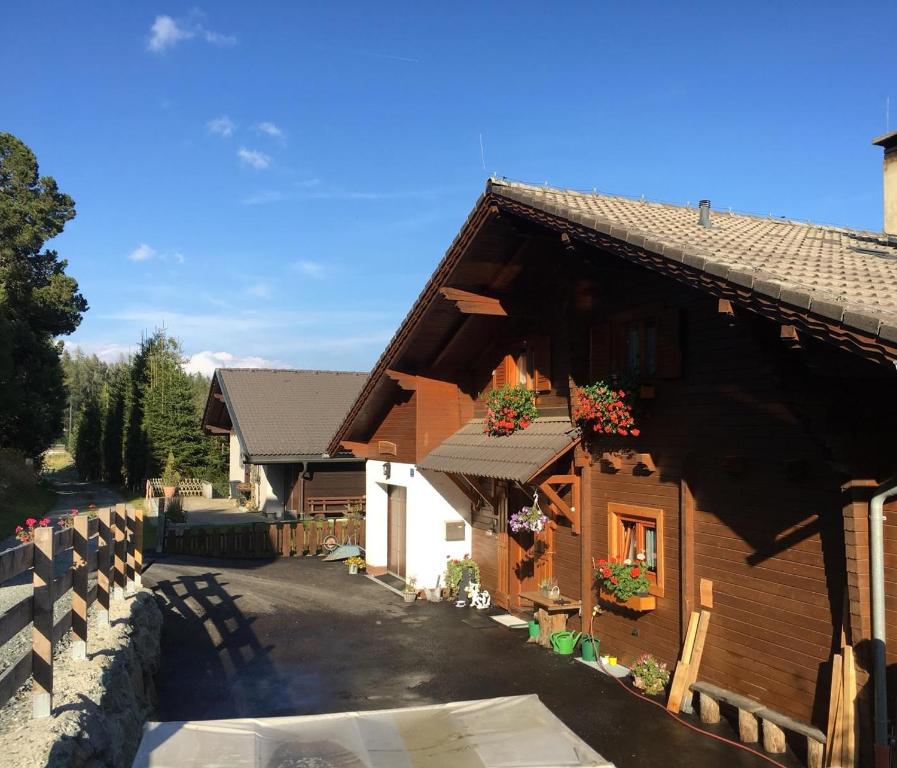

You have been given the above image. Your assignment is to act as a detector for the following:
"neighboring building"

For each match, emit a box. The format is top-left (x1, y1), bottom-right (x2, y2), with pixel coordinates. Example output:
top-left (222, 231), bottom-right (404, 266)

top-left (202, 368), bottom-right (368, 517)
top-left (331, 136), bottom-right (897, 762)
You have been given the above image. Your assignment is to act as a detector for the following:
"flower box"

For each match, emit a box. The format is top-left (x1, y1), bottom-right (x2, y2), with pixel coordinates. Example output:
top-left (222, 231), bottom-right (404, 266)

top-left (599, 588), bottom-right (656, 612)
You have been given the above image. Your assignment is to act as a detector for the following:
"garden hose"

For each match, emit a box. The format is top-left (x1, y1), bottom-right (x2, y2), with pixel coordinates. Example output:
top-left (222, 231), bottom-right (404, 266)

top-left (587, 612), bottom-right (791, 768)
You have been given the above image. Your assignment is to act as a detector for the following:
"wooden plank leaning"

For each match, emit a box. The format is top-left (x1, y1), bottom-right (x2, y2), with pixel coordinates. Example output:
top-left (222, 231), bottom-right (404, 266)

top-left (71, 514), bottom-right (90, 661)
top-left (113, 503), bottom-right (126, 600)
top-left (32, 526), bottom-right (54, 718)
top-left (666, 611), bottom-right (700, 713)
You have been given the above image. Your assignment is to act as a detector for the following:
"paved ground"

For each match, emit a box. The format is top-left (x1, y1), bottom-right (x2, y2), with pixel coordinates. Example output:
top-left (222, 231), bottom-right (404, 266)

top-left (181, 497), bottom-right (266, 527)
top-left (144, 556), bottom-right (800, 768)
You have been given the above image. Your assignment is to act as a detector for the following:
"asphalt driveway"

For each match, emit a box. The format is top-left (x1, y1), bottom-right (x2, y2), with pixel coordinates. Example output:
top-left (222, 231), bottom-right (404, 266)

top-left (144, 556), bottom-right (798, 768)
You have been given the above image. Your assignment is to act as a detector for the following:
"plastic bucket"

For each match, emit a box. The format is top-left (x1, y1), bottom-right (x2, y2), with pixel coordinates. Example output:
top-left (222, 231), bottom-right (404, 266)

top-left (528, 620), bottom-right (540, 638)
top-left (580, 635), bottom-right (599, 662)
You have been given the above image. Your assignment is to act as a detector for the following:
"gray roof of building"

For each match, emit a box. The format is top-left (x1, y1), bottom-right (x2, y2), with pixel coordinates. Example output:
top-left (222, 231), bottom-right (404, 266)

top-left (490, 179), bottom-right (897, 343)
top-left (217, 368), bottom-right (368, 462)
top-left (418, 416), bottom-right (579, 483)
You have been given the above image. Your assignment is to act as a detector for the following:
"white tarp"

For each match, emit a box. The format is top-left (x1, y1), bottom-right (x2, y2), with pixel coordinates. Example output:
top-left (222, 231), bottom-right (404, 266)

top-left (132, 694), bottom-right (614, 768)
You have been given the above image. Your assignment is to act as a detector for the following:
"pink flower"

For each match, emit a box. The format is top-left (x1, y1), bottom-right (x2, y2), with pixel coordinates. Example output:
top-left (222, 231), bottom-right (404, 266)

top-left (25, 518), bottom-right (37, 527)
top-left (40, 518), bottom-right (51, 527)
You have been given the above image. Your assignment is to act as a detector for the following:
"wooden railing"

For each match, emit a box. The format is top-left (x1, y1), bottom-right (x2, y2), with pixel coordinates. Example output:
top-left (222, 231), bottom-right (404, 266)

top-left (0, 503), bottom-right (143, 717)
top-left (146, 477), bottom-right (205, 497)
top-left (165, 515), bottom-right (364, 559)
top-left (304, 496), bottom-right (366, 515)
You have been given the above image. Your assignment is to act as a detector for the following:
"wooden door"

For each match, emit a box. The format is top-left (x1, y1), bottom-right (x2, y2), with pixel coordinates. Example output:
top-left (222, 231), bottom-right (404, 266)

top-left (387, 485), bottom-right (407, 578)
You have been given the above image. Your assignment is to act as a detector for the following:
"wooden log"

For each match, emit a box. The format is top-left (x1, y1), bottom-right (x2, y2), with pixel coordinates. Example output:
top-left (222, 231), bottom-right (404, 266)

top-left (97, 508), bottom-right (112, 624)
top-left (762, 719), bottom-right (787, 754)
top-left (683, 610), bottom-right (711, 692)
top-left (71, 515), bottom-right (89, 661)
top-left (125, 507), bottom-right (136, 594)
top-left (699, 692), bottom-right (720, 724)
top-left (32, 526), bottom-right (54, 718)
top-left (842, 645), bottom-right (856, 767)
top-left (738, 709), bottom-right (759, 743)
top-left (807, 738), bottom-right (824, 768)
top-left (113, 503), bottom-right (126, 600)
top-left (134, 505), bottom-right (144, 587)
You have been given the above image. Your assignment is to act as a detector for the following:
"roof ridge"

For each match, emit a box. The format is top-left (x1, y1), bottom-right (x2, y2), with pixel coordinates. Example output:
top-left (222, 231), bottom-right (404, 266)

top-left (487, 176), bottom-right (885, 238)
top-left (218, 367), bottom-right (368, 376)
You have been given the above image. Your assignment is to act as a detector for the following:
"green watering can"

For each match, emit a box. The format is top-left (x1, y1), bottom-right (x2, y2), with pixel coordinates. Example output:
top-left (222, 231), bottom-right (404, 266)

top-left (579, 635), bottom-right (599, 662)
top-left (550, 630), bottom-right (582, 655)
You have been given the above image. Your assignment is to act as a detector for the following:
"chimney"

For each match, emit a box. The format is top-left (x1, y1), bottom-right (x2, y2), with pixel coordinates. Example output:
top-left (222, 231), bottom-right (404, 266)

top-left (873, 129), bottom-right (897, 234)
top-left (698, 199), bottom-right (712, 228)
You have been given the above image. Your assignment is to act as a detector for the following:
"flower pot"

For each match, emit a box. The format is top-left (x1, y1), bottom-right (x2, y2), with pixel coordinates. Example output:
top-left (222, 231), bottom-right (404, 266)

top-left (598, 588), bottom-right (656, 612)
top-left (163, 486), bottom-right (176, 499)
top-left (426, 588), bottom-right (441, 602)
top-left (403, 592), bottom-right (416, 603)
top-left (349, 564), bottom-right (358, 575)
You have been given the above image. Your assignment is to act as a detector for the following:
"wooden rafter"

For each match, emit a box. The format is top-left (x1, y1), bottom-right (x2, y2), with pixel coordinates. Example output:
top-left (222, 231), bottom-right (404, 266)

top-left (439, 287), bottom-right (509, 316)
top-left (339, 441), bottom-right (376, 459)
top-left (385, 369), bottom-right (417, 391)
top-left (446, 472), bottom-right (493, 510)
top-left (539, 473), bottom-right (581, 534)
top-left (205, 425), bottom-right (230, 435)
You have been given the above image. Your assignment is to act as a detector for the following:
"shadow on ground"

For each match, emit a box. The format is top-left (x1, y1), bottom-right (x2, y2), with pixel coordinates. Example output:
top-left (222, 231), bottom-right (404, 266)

top-left (145, 556), bottom-right (800, 768)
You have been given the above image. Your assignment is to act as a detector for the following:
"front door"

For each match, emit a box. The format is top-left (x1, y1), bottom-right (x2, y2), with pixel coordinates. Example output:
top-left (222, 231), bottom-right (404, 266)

top-left (387, 485), bottom-right (407, 579)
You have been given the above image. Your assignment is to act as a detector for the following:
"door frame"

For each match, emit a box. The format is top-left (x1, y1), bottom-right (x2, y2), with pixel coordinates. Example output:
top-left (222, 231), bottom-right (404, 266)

top-left (386, 484), bottom-right (407, 579)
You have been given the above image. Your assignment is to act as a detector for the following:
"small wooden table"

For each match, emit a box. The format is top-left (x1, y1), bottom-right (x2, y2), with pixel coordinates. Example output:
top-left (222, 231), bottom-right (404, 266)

top-left (519, 591), bottom-right (583, 648)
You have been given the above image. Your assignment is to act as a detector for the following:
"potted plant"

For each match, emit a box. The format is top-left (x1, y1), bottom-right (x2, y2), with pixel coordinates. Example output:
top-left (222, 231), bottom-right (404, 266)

top-left (595, 557), bottom-right (655, 610)
top-left (509, 494), bottom-right (548, 534)
top-left (573, 381), bottom-right (640, 437)
top-left (15, 516), bottom-right (51, 543)
top-left (630, 653), bottom-right (671, 695)
top-left (444, 555), bottom-right (480, 596)
top-left (484, 385), bottom-right (538, 436)
top-left (403, 577), bottom-right (417, 603)
top-left (346, 555), bottom-right (366, 575)
top-left (161, 451), bottom-right (181, 499)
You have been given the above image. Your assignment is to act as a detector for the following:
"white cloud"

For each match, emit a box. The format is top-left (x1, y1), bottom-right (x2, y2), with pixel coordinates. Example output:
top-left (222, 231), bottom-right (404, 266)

top-left (128, 243), bottom-right (156, 262)
top-left (147, 15), bottom-right (193, 52)
top-left (63, 340), bottom-right (135, 364)
top-left (255, 121), bottom-right (283, 138)
top-left (147, 14), bottom-right (235, 53)
top-left (207, 115), bottom-right (235, 137)
top-left (185, 351), bottom-right (288, 377)
top-left (292, 260), bottom-right (326, 278)
top-left (237, 147), bottom-right (271, 169)
top-left (246, 282), bottom-right (271, 298)
top-left (242, 190), bottom-right (285, 206)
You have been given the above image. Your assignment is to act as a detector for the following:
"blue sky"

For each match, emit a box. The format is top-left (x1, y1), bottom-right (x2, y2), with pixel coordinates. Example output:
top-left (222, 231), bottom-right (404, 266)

top-left (3, 2), bottom-right (895, 375)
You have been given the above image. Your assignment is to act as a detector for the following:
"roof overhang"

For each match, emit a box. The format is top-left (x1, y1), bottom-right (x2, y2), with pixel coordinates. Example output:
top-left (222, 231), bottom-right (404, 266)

top-left (243, 453), bottom-right (364, 465)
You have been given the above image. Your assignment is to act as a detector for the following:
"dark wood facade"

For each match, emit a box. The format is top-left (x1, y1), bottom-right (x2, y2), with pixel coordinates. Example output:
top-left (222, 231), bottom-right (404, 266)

top-left (331, 195), bottom-right (897, 751)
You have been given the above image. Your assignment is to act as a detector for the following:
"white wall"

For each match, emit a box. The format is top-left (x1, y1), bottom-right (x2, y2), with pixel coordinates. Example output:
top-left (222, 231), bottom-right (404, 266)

top-left (365, 460), bottom-right (472, 589)
top-left (258, 464), bottom-right (286, 517)
top-left (228, 433), bottom-right (244, 483)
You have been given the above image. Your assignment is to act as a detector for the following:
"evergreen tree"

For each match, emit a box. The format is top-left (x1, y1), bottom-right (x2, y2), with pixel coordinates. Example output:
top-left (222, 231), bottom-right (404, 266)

top-left (73, 391), bottom-right (102, 481)
top-left (101, 362), bottom-right (128, 484)
top-left (0, 133), bottom-right (87, 458)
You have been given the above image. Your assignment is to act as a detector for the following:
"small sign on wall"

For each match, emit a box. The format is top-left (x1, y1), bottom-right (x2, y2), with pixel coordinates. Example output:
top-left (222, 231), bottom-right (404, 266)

top-left (445, 521), bottom-right (465, 541)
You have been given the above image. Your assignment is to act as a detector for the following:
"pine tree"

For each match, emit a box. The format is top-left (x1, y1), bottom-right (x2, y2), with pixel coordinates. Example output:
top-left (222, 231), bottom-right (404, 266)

top-left (74, 391), bottom-right (102, 481)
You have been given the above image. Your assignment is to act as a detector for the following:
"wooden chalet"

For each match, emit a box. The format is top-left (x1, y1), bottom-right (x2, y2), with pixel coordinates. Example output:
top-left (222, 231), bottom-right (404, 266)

top-left (331, 136), bottom-right (897, 763)
top-left (202, 368), bottom-right (367, 517)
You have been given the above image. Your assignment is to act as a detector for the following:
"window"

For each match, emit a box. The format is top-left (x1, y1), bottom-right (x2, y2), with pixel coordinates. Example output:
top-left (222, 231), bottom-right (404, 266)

top-left (607, 502), bottom-right (664, 597)
top-left (621, 319), bottom-right (657, 379)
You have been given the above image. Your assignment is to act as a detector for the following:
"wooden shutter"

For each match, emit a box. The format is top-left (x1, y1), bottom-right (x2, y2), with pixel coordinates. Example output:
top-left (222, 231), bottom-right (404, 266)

top-left (531, 336), bottom-right (552, 393)
top-left (589, 323), bottom-right (611, 380)
top-left (492, 354), bottom-right (511, 390)
top-left (657, 308), bottom-right (682, 379)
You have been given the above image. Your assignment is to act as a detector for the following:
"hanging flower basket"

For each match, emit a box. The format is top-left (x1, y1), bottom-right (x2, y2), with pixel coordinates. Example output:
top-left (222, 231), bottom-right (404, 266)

top-left (573, 382), bottom-right (639, 437)
top-left (509, 495), bottom-right (548, 534)
top-left (484, 385), bottom-right (538, 437)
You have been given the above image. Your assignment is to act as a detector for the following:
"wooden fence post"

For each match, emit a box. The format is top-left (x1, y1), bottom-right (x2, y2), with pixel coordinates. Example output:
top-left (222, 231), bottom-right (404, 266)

top-left (134, 505), bottom-right (144, 587)
top-left (97, 508), bottom-right (112, 624)
top-left (32, 526), bottom-right (54, 718)
top-left (126, 507), bottom-right (136, 594)
top-left (114, 502), bottom-right (126, 600)
top-left (71, 515), bottom-right (89, 660)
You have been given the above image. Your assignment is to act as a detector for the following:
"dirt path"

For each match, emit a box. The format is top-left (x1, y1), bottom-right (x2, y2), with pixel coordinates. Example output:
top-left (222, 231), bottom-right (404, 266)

top-left (145, 556), bottom-right (801, 768)
top-left (44, 467), bottom-right (125, 517)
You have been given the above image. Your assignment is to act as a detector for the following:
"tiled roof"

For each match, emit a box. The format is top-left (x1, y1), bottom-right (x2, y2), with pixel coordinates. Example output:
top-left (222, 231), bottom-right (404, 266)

top-left (491, 179), bottom-right (897, 343)
top-left (217, 369), bottom-right (368, 462)
top-left (418, 417), bottom-right (579, 483)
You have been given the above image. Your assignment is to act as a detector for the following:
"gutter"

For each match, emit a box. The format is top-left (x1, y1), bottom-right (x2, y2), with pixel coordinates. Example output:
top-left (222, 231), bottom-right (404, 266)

top-left (870, 477), bottom-right (897, 766)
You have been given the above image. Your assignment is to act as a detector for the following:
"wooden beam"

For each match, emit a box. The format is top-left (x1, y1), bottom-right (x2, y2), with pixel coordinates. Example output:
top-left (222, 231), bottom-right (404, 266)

top-left (385, 369), bottom-right (417, 391)
top-left (339, 441), bottom-right (376, 459)
top-left (718, 298), bottom-right (735, 317)
top-left (205, 425), bottom-right (230, 435)
top-left (213, 392), bottom-right (225, 402)
top-left (600, 452), bottom-right (622, 472)
top-left (539, 481), bottom-right (577, 532)
top-left (635, 453), bottom-right (657, 474)
top-left (439, 287), bottom-right (508, 316)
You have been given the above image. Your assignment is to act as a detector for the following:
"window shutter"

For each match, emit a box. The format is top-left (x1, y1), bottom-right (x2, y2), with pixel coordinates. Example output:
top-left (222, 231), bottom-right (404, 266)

top-left (531, 336), bottom-right (552, 393)
top-left (657, 308), bottom-right (682, 379)
top-left (589, 323), bottom-right (611, 380)
top-left (492, 354), bottom-right (510, 390)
